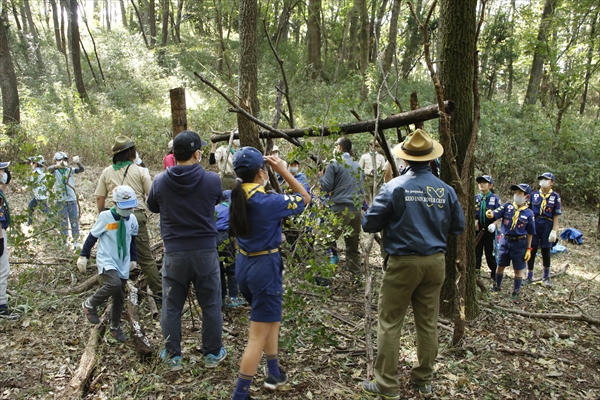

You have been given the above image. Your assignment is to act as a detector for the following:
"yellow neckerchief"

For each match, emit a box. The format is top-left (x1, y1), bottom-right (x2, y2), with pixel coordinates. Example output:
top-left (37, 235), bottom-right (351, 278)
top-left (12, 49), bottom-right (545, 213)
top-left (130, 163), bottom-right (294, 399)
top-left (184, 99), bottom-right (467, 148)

top-left (511, 202), bottom-right (530, 230)
top-left (539, 189), bottom-right (553, 215)
top-left (242, 183), bottom-right (265, 200)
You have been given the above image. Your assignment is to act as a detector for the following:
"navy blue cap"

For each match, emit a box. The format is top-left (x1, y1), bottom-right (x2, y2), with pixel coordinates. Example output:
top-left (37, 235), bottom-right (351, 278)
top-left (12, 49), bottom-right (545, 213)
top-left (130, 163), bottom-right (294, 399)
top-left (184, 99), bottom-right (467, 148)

top-left (233, 147), bottom-right (265, 173)
top-left (222, 189), bottom-right (232, 201)
top-left (476, 175), bottom-right (494, 184)
top-left (173, 130), bottom-right (207, 157)
top-left (537, 172), bottom-right (555, 182)
top-left (510, 183), bottom-right (532, 196)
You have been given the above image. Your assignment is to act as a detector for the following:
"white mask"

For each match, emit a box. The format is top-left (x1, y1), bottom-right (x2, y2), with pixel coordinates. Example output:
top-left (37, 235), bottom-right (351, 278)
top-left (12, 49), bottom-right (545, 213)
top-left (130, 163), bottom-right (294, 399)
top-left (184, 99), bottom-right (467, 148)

top-left (0, 172), bottom-right (7, 184)
top-left (289, 167), bottom-right (299, 174)
top-left (539, 179), bottom-right (551, 188)
top-left (117, 208), bottom-right (133, 218)
top-left (513, 194), bottom-right (527, 206)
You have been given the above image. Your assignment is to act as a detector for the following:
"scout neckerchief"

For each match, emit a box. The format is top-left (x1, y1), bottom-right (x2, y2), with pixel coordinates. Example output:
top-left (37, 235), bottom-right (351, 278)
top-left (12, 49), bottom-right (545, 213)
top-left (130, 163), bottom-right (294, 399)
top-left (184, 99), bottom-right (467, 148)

top-left (511, 202), bottom-right (529, 230)
top-left (539, 189), bottom-right (553, 215)
top-left (479, 191), bottom-right (492, 224)
top-left (110, 206), bottom-right (128, 260)
top-left (242, 183), bottom-right (265, 200)
top-left (0, 191), bottom-right (11, 227)
top-left (112, 161), bottom-right (132, 171)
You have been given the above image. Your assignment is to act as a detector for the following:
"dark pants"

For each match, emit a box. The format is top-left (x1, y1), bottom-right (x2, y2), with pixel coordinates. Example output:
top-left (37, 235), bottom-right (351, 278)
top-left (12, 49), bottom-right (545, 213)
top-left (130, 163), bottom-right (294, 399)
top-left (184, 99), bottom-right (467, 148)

top-left (162, 248), bottom-right (223, 357)
top-left (475, 229), bottom-right (497, 278)
top-left (134, 210), bottom-right (162, 296)
top-left (328, 209), bottom-right (362, 275)
top-left (27, 198), bottom-right (49, 224)
top-left (218, 231), bottom-right (238, 299)
top-left (88, 269), bottom-right (126, 329)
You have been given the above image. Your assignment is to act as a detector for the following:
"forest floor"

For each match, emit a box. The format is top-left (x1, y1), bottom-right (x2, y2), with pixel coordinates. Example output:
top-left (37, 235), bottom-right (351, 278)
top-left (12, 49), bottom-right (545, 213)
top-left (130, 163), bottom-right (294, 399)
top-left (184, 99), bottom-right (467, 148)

top-left (0, 166), bottom-right (599, 399)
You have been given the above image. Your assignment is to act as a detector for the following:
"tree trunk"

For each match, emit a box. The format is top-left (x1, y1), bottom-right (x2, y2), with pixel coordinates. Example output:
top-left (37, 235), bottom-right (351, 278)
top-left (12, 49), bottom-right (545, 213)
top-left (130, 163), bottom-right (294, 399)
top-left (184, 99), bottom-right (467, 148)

top-left (307, 0), bottom-right (322, 78)
top-left (104, 0), bottom-right (111, 31)
top-left (523, 0), bottom-right (557, 106)
top-left (49, 0), bottom-right (62, 52)
top-left (170, 87), bottom-right (187, 135)
top-left (439, 0), bottom-right (478, 321)
top-left (160, 0), bottom-right (168, 45)
top-left (401, 0), bottom-right (422, 77)
top-left (580, 11), bottom-right (598, 115)
top-left (214, 0), bottom-right (225, 72)
top-left (383, 0), bottom-right (400, 74)
top-left (119, 0), bottom-right (127, 27)
top-left (175, 0), bottom-right (183, 42)
top-left (149, 0), bottom-right (155, 46)
top-left (0, 5), bottom-right (20, 128)
top-left (237, 0), bottom-right (262, 150)
top-left (347, 4), bottom-right (358, 68)
top-left (60, 0), bottom-right (71, 85)
top-left (68, 0), bottom-right (87, 100)
top-left (357, 0), bottom-right (368, 73)
top-left (130, 0), bottom-right (149, 47)
top-left (273, 0), bottom-right (293, 46)
top-left (23, 0), bottom-right (44, 71)
top-left (506, 0), bottom-right (516, 101)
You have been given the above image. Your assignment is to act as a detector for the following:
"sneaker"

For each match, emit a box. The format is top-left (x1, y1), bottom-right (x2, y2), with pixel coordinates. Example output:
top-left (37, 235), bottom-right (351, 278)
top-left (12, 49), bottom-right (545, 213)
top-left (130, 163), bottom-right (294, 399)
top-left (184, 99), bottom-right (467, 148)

top-left (226, 297), bottom-right (245, 307)
top-left (82, 300), bottom-right (100, 324)
top-left (110, 326), bottom-right (127, 342)
top-left (362, 380), bottom-right (400, 400)
top-left (511, 291), bottom-right (520, 304)
top-left (416, 383), bottom-right (432, 395)
top-left (204, 347), bottom-right (227, 368)
top-left (524, 278), bottom-right (533, 285)
top-left (543, 278), bottom-right (553, 288)
top-left (159, 348), bottom-right (183, 371)
top-left (491, 286), bottom-right (501, 293)
top-left (314, 276), bottom-right (331, 288)
top-left (264, 369), bottom-right (288, 390)
top-left (330, 255), bottom-right (339, 265)
top-left (0, 306), bottom-right (19, 320)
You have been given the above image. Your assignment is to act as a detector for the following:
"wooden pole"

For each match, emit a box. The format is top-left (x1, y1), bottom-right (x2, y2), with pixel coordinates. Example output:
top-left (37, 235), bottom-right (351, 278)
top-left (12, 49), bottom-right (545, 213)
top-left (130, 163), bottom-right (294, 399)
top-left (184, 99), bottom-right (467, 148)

top-left (170, 87), bottom-right (187, 136)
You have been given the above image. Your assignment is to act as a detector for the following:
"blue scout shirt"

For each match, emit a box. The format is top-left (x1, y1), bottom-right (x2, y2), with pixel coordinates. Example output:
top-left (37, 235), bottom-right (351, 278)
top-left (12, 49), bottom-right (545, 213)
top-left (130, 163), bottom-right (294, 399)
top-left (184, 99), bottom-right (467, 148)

top-left (490, 202), bottom-right (536, 237)
top-left (0, 190), bottom-right (9, 230)
top-left (362, 164), bottom-right (465, 256)
top-left (215, 201), bottom-right (230, 232)
top-left (530, 189), bottom-right (562, 219)
top-left (236, 184), bottom-right (305, 253)
top-left (294, 172), bottom-right (310, 194)
top-left (475, 191), bottom-right (501, 226)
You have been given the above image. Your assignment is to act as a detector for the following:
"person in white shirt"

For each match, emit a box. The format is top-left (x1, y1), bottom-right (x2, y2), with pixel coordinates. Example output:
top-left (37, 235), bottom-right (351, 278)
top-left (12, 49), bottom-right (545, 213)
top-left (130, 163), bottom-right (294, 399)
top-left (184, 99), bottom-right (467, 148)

top-left (210, 136), bottom-right (240, 190)
top-left (359, 143), bottom-right (386, 205)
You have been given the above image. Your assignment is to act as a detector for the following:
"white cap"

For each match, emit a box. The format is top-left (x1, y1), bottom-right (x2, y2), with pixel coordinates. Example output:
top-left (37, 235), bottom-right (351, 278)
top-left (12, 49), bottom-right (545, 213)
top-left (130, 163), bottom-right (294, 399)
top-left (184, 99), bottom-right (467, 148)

top-left (272, 145), bottom-right (279, 152)
top-left (112, 185), bottom-right (138, 209)
top-left (168, 140), bottom-right (174, 149)
top-left (134, 152), bottom-right (142, 165)
top-left (54, 152), bottom-right (68, 161)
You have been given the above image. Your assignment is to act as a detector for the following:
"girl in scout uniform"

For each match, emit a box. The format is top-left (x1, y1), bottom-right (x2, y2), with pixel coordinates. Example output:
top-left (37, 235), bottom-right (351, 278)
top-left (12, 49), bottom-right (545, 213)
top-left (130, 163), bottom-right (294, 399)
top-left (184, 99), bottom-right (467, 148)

top-left (78, 186), bottom-right (139, 342)
top-left (486, 184), bottom-right (536, 303)
top-left (527, 172), bottom-right (561, 287)
top-left (229, 147), bottom-right (310, 400)
top-left (474, 175), bottom-right (501, 282)
top-left (0, 161), bottom-right (16, 319)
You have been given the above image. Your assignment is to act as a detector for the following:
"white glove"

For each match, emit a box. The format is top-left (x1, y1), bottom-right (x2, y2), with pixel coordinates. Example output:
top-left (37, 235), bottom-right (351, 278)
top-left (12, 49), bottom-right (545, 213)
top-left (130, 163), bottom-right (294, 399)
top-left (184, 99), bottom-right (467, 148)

top-left (549, 230), bottom-right (557, 242)
top-left (77, 256), bottom-right (88, 273)
top-left (487, 224), bottom-right (496, 233)
top-left (72, 156), bottom-right (80, 163)
top-left (130, 261), bottom-right (137, 271)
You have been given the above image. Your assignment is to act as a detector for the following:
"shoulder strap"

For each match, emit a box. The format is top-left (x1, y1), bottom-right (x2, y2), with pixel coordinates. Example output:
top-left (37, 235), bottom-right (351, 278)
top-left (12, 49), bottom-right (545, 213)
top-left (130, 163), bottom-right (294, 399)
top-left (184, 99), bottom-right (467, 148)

top-left (121, 164), bottom-right (132, 185)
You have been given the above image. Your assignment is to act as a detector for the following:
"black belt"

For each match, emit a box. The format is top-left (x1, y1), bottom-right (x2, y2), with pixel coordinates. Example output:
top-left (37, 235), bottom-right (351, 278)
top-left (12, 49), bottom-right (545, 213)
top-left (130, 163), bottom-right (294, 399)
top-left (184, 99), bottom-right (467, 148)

top-left (538, 215), bottom-right (553, 221)
top-left (239, 248), bottom-right (279, 257)
top-left (505, 235), bottom-right (526, 241)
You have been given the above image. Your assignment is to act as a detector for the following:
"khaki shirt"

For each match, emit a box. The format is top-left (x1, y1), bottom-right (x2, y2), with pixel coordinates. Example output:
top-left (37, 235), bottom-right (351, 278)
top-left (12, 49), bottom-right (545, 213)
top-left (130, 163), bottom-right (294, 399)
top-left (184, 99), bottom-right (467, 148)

top-left (214, 146), bottom-right (235, 175)
top-left (95, 164), bottom-right (151, 210)
top-left (359, 152), bottom-right (386, 176)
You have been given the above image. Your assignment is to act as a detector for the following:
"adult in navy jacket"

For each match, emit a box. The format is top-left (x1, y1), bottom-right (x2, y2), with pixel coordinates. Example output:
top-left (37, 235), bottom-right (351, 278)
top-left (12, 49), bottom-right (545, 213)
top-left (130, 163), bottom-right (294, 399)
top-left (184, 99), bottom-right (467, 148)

top-left (361, 129), bottom-right (465, 399)
top-left (147, 130), bottom-right (227, 370)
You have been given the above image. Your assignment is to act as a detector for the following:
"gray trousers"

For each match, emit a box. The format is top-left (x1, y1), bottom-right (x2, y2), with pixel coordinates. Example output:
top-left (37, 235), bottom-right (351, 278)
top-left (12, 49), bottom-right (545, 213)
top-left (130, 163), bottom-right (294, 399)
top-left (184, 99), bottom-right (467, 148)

top-left (87, 269), bottom-right (126, 329)
top-left (162, 248), bottom-right (223, 357)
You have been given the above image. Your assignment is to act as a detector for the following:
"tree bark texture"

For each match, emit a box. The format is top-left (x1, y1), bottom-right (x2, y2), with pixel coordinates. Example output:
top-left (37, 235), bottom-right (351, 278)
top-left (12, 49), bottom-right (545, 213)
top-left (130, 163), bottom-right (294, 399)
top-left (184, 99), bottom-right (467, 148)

top-left (580, 11), bottom-right (597, 115)
top-left (357, 0), bottom-right (369, 74)
top-left (169, 87), bottom-right (187, 135)
top-left (401, 0), bottom-right (422, 77)
top-left (149, 0), bottom-right (156, 46)
top-left (523, 0), bottom-right (557, 106)
top-left (307, 0), bottom-right (322, 77)
top-left (49, 0), bottom-right (62, 52)
top-left (439, 0), bottom-right (478, 320)
top-left (237, 0), bottom-right (262, 150)
top-left (161, 0), bottom-right (168, 45)
top-left (383, 0), bottom-right (400, 74)
top-left (68, 0), bottom-right (88, 100)
top-left (0, 6), bottom-right (20, 127)
top-left (119, 0), bottom-right (127, 27)
top-left (23, 0), bottom-right (44, 71)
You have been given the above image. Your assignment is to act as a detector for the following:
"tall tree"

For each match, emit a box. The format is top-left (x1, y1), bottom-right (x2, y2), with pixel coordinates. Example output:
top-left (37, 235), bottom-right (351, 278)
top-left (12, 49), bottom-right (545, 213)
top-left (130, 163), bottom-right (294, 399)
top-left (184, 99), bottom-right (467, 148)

top-left (68, 0), bottom-right (87, 100)
top-left (23, 0), bottom-right (44, 71)
top-left (307, 0), bottom-right (322, 77)
top-left (357, 0), bottom-right (369, 74)
top-left (523, 0), bottom-right (558, 106)
top-left (382, 0), bottom-right (400, 74)
top-left (401, 0), bottom-right (422, 77)
top-left (160, 0), bottom-right (168, 45)
top-left (149, 0), bottom-right (155, 46)
top-left (49, 0), bottom-right (62, 52)
top-left (0, 2), bottom-right (20, 128)
top-left (237, 0), bottom-right (261, 149)
top-left (439, 0), bottom-right (478, 320)
top-left (580, 11), bottom-right (598, 114)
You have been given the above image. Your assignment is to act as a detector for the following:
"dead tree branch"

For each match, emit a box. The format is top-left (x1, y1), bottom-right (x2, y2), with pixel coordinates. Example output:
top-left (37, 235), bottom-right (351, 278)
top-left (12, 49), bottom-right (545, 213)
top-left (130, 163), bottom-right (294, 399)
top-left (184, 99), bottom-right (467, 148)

top-left (486, 304), bottom-right (600, 326)
top-left (497, 347), bottom-right (573, 364)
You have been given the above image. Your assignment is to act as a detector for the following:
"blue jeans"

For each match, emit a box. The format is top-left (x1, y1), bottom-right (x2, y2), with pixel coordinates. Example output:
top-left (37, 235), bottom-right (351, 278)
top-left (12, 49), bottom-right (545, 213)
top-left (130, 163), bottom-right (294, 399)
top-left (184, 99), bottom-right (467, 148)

top-left (161, 248), bottom-right (223, 357)
top-left (27, 198), bottom-right (49, 225)
top-left (57, 201), bottom-right (79, 239)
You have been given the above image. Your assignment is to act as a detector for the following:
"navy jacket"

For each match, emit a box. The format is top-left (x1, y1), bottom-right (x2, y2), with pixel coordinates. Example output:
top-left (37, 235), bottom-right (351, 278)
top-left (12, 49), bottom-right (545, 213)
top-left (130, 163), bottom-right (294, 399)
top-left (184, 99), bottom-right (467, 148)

top-left (362, 164), bottom-right (465, 256)
top-left (147, 164), bottom-right (221, 252)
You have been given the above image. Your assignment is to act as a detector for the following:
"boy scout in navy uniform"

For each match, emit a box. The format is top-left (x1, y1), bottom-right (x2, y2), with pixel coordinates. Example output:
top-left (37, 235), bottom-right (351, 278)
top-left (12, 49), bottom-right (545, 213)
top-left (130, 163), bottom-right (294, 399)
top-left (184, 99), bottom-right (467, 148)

top-left (486, 183), bottom-right (536, 303)
top-left (527, 172), bottom-right (561, 287)
top-left (474, 175), bottom-right (501, 282)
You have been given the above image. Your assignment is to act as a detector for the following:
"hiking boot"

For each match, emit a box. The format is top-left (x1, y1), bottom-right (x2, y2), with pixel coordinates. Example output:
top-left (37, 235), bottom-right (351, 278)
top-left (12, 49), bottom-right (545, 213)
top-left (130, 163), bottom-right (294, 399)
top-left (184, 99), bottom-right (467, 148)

top-left (0, 306), bottom-right (19, 320)
top-left (82, 300), bottom-right (100, 324)
top-left (416, 383), bottom-right (432, 396)
top-left (110, 326), bottom-right (127, 342)
top-left (543, 278), bottom-right (553, 288)
top-left (264, 369), bottom-right (288, 390)
top-left (205, 347), bottom-right (227, 368)
top-left (523, 277), bottom-right (533, 285)
top-left (362, 380), bottom-right (400, 400)
top-left (160, 348), bottom-right (183, 371)
top-left (330, 255), bottom-right (340, 265)
top-left (511, 291), bottom-right (520, 304)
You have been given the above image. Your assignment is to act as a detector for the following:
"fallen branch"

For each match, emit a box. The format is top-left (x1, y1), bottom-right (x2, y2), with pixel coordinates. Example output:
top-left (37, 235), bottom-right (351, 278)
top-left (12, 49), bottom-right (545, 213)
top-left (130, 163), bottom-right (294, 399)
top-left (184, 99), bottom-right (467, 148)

top-left (568, 270), bottom-right (599, 302)
top-left (486, 304), bottom-right (600, 326)
top-left (497, 347), bottom-right (573, 365)
top-left (126, 282), bottom-right (154, 359)
top-left (58, 274), bottom-right (99, 294)
top-left (532, 263), bottom-right (569, 282)
top-left (61, 307), bottom-right (110, 398)
top-left (323, 308), bottom-right (359, 328)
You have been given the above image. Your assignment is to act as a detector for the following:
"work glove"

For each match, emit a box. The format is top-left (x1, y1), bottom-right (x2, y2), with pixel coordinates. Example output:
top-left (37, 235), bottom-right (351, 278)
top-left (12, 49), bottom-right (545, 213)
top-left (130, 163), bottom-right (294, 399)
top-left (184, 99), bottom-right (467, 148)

top-left (77, 256), bottom-right (88, 273)
top-left (130, 261), bottom-right (137, 271)
top-left (0, 239), bottom-right (4, 257)
top-left (524, 248), bottom-right (532, 262)
top-left (487, 224), bottom-right (496, 233)
top-left (485, 210), bottom-right (494, 219)
top-left (549, 230), bottom-right (557, 242)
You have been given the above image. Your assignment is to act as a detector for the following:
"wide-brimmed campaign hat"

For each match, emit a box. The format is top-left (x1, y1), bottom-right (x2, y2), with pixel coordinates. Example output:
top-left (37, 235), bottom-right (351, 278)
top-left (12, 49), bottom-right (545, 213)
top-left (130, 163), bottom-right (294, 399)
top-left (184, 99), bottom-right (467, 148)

top-left (392, 129), bottom-right (444, 161)
top-left (112, 136), bottom-right (135, 155)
